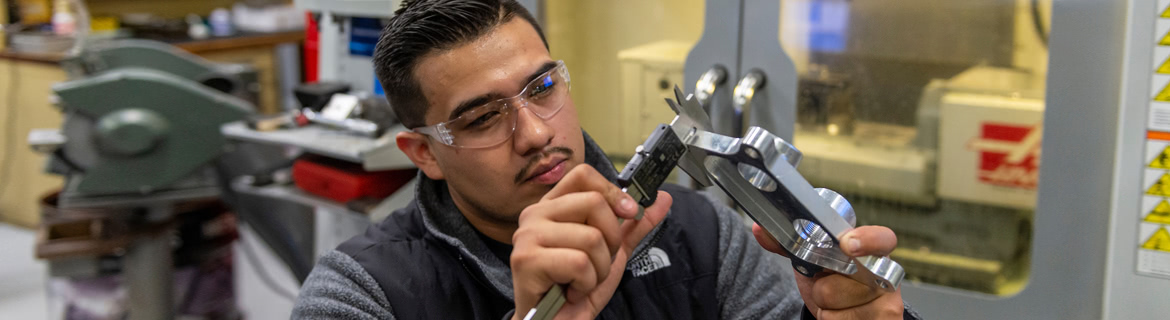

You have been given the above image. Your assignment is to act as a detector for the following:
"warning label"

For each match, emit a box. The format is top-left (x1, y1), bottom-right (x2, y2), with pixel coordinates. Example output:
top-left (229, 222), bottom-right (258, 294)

top-left (1137, 0), bottom-right (1170, 280)
top-left (1137, 223), bottom-right (1170, 278)
top-left (1139, 249), bottom-right (1170, 277)
top-left (1149, 104), bottom-right (1170, 131)
top-left (1160, 57), bottom-right (1170, 74)
top-left (1151, 146), bottom-right (1170, 168)
top-left (1156, 83), bottom-right (1170, 102)
top-left (1140, 142), bottom-right (1170, 278)
top-left (1147, 173), bottom-right (1170, 197)
top-left (1146, 200), bottom-right (1170, 224)
top-left (1143, 227), bottom-right (1170, 252)
top-left (1134, 8), bottom-right (1170, 280)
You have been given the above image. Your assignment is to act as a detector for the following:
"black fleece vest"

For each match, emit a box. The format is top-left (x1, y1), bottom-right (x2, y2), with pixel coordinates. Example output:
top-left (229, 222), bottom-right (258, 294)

top-left (336, 184), bottom-right (723, 319)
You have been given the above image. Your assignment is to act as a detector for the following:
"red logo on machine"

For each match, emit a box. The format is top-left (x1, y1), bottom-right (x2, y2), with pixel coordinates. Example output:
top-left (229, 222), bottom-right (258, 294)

top-left (967, 123), bottom-right (1042, 189)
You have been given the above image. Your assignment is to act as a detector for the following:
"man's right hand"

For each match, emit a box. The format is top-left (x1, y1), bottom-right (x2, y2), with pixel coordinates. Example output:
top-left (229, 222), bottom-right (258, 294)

top-left (510, 165), bottom-right (672, 320)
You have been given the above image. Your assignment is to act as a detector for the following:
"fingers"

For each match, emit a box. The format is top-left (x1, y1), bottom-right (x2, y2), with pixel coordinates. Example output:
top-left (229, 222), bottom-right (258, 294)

top-left (513, 220), bottom-right (614, 284)
top-left (793, 270), bottom-right (819, 315)
top-left (520, 191), bottom-right (623, 255)
top-left (512, 167), bottom-right (644, 315)
top-left (839, 226), bottom-right (898, 257)
top-left (512, 165), bottom-right (675, 319)
top-left (543, 165), bottom-right (639, 219)
top-left (619, 191), bottom-right (672, 248)
top-left (791, 225), bottom-right (904, 320)
top-left (809, 274), bottom-right (882, 310)
top-left (753, 224), bottom-right (897, 258)
top-left (814, 287), bottom-right (904, 320)
top-left (511, 247), bottom-right (599, 311)
top-left (751, 223), bottom-right (789, 257)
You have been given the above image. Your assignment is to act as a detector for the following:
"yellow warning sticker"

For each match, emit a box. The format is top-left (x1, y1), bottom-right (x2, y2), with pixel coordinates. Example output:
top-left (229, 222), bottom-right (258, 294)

top-left (1151, 146), bottom-right (1170, 168)
top-left (1142, 227), bottom-right (1170, 252)
top-left (1155, 83), bottom-right (1170, 102)
top-left (1161, 31), bottom-right (1170, 46)
top-left (1147, 173), bottom-right (1170, 196)
top-left (1160, 57), bottom-right (1170, 74)
top-left (1146, 200), bottom-right (1170, 224)
top-left (1163, 5), bottom-right (1170, 18)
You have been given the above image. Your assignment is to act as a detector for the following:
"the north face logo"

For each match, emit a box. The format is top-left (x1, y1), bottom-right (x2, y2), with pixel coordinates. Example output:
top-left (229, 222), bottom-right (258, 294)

top-left (628, 247), bottom-right (671, 277)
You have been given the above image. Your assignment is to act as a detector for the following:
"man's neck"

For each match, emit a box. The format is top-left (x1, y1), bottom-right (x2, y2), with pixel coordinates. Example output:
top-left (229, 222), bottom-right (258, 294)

top-left (447, 185), bottom-right (519, 245)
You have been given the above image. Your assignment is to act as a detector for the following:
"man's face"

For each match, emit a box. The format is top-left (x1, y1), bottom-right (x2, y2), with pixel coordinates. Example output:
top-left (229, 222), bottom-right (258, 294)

top-left (412, 18), bottom-right (585, 223)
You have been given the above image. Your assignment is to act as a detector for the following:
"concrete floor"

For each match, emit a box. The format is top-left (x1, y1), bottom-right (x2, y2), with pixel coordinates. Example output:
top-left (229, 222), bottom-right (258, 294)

top-left (236, 226), bottom-right (297, 320)
top-left (0, 222), bottom-right (301, 320)
top-left (0, 223), bottom-right (49, 319)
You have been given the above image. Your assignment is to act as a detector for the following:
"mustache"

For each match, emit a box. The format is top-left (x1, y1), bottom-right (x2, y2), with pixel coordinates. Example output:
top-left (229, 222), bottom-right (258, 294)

top-left (514, 147), bottom-right (574, 184)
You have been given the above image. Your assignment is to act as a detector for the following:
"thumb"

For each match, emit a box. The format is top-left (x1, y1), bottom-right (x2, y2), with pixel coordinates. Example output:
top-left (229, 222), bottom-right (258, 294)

top-left (621, 191), bottom-right (672, 248)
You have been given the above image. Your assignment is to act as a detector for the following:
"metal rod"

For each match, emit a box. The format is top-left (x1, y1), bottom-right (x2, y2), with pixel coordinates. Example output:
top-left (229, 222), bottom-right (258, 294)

top-left (125, 230), bottom-right (174, 320)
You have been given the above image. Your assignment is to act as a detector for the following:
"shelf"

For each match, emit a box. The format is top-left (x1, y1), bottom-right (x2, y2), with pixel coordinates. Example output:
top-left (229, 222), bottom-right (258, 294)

top-left (221, 121), bottom-right (414, 171)
top-left (294, 0), bottom-right (401, 18)
top-left (232, 180), bottom-right (348, 212)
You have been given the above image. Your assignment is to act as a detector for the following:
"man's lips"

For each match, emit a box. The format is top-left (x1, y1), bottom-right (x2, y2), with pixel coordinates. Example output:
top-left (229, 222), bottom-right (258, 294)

top-left (523, 156), bottom-right (568, 184)
top-left (515, 146), bottom-right (575, 184)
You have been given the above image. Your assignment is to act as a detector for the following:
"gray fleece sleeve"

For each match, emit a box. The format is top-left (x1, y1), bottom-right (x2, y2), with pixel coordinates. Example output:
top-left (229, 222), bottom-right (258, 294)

top-left (710, 194), bottom-right (805, 320)
top-left (291, 250), bottom-right (395, 320)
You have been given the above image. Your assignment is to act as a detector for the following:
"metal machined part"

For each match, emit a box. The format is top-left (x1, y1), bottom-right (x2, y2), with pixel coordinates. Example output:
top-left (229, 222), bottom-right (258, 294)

top-left (695, 66), bottom-right (728, 108)
top-left (731, 70), bottom-right (766, 134)
top-left (528, 86), bottom-right (902, 320)
top-left (733, 70), bottom-right (766, 113)
top-left (665, 88), bottom-right (715, 187)
top-left (666, 86), bottom-right (904, 292)
top-left (302, 109), bottom-right (382, 137)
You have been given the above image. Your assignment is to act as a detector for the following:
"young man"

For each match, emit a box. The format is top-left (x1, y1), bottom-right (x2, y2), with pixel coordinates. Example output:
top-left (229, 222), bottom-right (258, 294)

top-left (293, 1), bottom-right (919, 319)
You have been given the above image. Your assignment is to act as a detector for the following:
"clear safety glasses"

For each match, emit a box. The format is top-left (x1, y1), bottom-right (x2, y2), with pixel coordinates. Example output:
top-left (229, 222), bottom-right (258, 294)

top-left (414, 61), bottom-right (571, 148)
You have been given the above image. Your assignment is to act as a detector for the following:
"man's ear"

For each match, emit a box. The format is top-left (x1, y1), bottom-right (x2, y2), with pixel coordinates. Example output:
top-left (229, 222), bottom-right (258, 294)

top-left (397, 131), bottom-right (445, 180)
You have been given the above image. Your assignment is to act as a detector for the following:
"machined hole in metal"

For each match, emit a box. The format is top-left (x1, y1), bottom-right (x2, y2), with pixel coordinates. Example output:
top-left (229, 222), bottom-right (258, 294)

top-left (792, 218), bottom-right (836, 249)
top-left (744, 147), bottom-right (760, 159)
top-left (736, 162), bottom-right (777, 192)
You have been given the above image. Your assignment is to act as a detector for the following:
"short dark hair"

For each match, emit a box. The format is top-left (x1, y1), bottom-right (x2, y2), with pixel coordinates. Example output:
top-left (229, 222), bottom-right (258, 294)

top-left (374, 0), bottom-right (548, 129)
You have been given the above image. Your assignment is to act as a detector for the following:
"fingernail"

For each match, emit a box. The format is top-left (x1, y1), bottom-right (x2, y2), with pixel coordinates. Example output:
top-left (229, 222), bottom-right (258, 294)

top-left (846, 237), bottom-right (861, 255)
top-left (620, 196), bottom-right (637, 213)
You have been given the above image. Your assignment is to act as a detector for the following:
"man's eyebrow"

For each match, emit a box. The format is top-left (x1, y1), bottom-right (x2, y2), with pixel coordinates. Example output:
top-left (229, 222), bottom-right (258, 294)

top-left (523, 60), bottom-right (559, 87)
top-left (447, 60), bottom-right (559, 121)
top-left (449, 96), bottom-right (497, 121)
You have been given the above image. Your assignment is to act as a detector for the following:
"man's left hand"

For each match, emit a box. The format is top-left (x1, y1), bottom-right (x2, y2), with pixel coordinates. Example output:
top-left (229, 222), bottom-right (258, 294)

top-left (752, 224), bottom-right (904, 319)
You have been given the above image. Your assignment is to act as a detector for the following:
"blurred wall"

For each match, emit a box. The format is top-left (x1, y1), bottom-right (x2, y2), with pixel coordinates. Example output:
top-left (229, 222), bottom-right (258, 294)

top-left (86, 0), bottom-right (266, 19)
top-left (0, 61), bottom-right (65, 228)
top-left (544, 0), bottom-right (705, 152)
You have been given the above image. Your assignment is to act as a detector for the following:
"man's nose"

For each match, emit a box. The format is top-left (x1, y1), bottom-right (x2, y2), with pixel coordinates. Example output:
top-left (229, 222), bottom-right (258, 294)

top-left (512, 105), bottom-right (554, 155)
